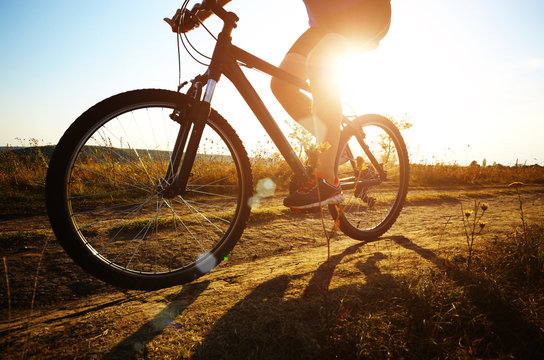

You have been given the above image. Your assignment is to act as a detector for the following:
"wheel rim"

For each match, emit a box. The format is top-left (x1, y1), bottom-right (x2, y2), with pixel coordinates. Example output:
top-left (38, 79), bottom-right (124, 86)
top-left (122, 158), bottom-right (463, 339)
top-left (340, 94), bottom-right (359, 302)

top-left (336, 120), bottom-right (407, 233)
top-left (65, 102), bottom-right (244, 276)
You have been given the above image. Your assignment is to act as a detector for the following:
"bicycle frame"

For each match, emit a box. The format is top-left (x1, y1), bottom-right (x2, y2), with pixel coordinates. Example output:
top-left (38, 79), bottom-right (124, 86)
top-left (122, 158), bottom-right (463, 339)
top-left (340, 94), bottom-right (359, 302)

top-left (164, 0), bottom-right (387, 197)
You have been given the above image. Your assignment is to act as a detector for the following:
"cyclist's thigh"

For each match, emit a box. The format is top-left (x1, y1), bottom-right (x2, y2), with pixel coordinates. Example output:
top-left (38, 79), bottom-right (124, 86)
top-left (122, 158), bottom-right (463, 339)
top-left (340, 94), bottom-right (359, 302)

top-left (286, 27), bottom-right (325, 59)
top-left (332, 0), bottom-right (392, 50)
top-left (277, 26), bottom-right (327, 80)
top-left (305, 33), bottom-right (349, 77)
top-left (270, 53), bottom-right (307, 99)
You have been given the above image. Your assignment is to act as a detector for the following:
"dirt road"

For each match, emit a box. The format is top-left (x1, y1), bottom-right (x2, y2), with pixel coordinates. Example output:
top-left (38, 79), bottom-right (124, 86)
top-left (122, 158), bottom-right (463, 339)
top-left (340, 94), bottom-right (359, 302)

top-left (1, 186), bottom-right (543, 358)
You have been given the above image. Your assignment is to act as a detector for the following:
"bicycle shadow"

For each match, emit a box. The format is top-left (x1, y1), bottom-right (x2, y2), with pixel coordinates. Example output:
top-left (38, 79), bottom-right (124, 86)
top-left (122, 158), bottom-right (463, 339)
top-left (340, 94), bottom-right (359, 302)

top-left (190, 236), bottom-right (544, 359)
top-left (105, 280), bottom-right (209, 359)
top-left (189, 241), bottom-right (406, 359)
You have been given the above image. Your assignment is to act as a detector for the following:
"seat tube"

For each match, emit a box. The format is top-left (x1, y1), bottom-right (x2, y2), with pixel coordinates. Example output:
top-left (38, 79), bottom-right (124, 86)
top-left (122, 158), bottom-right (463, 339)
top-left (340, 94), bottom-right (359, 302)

top-left (354, 130), bottom-right (386, 179)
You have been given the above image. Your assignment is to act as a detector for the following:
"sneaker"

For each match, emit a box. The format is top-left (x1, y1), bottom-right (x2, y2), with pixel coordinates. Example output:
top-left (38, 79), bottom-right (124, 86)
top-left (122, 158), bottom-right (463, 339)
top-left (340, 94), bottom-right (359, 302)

top-left (284, 175), bottom-right (344, 210)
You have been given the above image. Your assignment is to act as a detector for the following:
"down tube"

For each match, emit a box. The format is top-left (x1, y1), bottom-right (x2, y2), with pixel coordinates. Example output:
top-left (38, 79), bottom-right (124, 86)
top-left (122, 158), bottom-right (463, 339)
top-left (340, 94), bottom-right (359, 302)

top-left (223, 62), bottom-right (307, 178)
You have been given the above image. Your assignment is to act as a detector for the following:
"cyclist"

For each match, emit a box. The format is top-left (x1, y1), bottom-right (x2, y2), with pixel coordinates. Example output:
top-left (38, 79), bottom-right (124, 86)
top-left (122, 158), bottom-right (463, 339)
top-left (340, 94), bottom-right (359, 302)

top-left (166, 0), bottom-right (392, 210)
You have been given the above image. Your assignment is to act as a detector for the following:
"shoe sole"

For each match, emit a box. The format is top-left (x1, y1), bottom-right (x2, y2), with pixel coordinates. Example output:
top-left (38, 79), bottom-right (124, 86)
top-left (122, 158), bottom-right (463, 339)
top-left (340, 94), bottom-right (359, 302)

top-left (288, 194), bottom-right (345, 210)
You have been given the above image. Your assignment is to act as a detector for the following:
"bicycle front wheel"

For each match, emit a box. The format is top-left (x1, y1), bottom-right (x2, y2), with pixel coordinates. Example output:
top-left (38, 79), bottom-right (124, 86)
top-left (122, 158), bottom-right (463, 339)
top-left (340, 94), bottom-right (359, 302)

top-left (330, 114), bottom-right (409, 240)
top-left (46, 89), bottom-right (252, 290)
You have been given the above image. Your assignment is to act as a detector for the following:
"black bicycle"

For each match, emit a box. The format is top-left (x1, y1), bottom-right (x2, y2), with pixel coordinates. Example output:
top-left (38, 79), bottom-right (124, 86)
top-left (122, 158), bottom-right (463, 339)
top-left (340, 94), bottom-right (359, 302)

top-left (46, 0), bottom-right (409, 290)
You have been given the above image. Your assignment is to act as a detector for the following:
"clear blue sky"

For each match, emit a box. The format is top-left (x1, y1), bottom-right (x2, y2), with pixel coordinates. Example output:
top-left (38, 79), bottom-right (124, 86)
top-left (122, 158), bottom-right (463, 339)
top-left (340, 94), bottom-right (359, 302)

top-left (1, 0), bottom-right (543, 165)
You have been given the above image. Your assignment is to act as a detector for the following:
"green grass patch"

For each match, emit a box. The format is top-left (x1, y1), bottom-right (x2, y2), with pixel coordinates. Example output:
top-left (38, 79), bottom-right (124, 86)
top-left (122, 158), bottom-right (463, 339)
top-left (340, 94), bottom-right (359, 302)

top-left (0, 185), bottom-right (45, 216)
top-left (0, 230), bottom-right (47, 253)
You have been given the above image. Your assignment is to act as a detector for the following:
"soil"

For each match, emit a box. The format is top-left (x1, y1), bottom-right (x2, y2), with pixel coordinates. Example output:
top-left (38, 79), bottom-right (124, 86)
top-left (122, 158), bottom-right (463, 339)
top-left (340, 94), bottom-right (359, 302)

top-left (1, 186), bottom-right (543, 359)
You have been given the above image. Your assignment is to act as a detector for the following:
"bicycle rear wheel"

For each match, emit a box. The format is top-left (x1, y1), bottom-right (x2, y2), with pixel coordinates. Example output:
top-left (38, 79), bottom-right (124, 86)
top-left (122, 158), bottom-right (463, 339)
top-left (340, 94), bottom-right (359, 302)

top-left (46, 89), bottom-right (252, 290)
top-left (330, 114), bottom-right (409, 240)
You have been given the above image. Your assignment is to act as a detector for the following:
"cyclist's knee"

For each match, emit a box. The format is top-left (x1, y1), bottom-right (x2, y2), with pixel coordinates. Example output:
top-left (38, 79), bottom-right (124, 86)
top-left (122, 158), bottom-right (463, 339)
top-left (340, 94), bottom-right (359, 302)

top-left (270, 76), bottom-right (286, 98)
top-left (270, 53), bottom-right (306, 98)
top-left (271, 77), bottom-right (297, 105)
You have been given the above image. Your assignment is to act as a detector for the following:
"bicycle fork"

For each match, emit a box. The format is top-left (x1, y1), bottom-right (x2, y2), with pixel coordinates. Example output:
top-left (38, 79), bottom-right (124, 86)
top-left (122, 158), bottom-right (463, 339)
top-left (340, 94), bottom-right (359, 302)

top-left (162, 78), bottom-right (217, 198)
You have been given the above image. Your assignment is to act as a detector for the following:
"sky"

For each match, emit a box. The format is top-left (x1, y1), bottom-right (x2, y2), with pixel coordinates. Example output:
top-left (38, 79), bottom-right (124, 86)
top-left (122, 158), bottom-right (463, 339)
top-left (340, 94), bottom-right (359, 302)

top-left (1, 0), bottom-right (543, 165)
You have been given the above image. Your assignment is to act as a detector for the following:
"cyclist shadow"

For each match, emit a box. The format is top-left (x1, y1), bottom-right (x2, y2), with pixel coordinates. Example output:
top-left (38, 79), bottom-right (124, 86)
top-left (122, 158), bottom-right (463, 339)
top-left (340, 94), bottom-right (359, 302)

top-left (191, 236), bottom-right (544, 358)
top-left (105, 280), bottom-right (209, 359)
top-left (190, 241), bottom-right (405, 359)
top-left (389, 235), bottom-right (544, 357)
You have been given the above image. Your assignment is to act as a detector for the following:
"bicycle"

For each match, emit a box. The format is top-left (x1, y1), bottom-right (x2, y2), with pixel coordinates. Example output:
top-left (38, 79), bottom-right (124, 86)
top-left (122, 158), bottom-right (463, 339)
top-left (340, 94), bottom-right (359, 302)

top-left (46, 0), bottom-right (409, 291)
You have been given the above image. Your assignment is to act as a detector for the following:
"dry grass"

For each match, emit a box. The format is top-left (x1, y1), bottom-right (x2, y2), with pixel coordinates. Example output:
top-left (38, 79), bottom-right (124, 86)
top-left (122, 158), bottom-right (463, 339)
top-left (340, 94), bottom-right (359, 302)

top-left (3, 139), bottom-right (544, 190)
top-left (2, 140), bottom-right (543, 218)
top-left (0, 140), bottom-right (50, 216)
top-left (410, 162), bottom-right (544, 186)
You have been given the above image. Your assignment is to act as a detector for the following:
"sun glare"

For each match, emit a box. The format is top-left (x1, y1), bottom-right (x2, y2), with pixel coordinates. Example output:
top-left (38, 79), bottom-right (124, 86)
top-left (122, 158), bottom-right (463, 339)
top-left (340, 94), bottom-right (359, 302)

top-left (336, 51), bottom-right (402, 118)
top-left (335, 51), bottom-right (430, 162)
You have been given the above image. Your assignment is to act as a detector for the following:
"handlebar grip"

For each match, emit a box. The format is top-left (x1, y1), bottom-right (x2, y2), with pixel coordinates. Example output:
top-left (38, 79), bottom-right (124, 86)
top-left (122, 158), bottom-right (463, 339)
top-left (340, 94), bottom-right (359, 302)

top-left (165, 0), bottom-right (236, 33)
top-left (164, 8), bottom-right (199, 33)
top-left (191, 2), bottom-right (204, 12)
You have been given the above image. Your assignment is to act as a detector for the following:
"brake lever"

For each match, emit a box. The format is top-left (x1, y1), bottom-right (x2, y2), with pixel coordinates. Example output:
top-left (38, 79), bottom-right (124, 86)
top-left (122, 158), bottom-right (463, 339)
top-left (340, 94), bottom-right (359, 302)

top-left (164, 7), bottom-right (200, 33)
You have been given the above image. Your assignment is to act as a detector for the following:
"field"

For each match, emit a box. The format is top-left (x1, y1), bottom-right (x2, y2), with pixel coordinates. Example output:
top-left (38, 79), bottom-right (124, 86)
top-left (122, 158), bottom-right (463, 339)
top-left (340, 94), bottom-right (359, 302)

top-left (1, 145), bottom-right (544, 359)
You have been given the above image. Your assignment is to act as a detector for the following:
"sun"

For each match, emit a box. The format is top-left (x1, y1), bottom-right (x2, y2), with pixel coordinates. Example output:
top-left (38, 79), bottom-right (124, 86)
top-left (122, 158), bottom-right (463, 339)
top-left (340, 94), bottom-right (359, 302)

top-left (336, 52), bottom-right (394, 117)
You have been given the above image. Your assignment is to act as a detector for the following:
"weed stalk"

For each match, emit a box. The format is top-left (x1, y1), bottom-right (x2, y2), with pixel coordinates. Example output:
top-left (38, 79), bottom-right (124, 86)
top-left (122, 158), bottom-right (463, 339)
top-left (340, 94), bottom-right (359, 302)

top-left (510, 182), bottom-right (527, 235)
top-left (460, 200), bottom-right (488, 277)
top-left (3, 256), bottom-right (11, 354)
top-left (315, 172), bottom-right (332, 348)
top-left (22, 235), bottom-right (51, 359)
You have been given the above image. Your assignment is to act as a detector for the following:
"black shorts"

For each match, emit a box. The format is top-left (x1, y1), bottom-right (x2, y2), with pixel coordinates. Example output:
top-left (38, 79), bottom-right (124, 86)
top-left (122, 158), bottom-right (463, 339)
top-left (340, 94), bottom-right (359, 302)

top-left (287, 0), bottom-right (391, 56)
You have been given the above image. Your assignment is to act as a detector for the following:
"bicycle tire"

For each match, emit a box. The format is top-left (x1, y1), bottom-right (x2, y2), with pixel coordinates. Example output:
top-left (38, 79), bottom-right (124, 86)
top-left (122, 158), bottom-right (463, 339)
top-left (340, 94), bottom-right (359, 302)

top-left (46, 89), bottom-right (252, 290)
top-left (329, 114), bottom-right (409, 240)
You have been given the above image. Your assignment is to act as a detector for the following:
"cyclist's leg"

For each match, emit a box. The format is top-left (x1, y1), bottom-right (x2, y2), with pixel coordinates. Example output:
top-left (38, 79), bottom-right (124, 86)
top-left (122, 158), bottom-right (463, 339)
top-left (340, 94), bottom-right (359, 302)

top-left (270, 53), bottom-right (312, 123)
top-left (271, 27), bottom-right (323, 136)
top-left (271, 28), bottom-right (348, 185)
top-left (309, 0), bottom-right (392, 183)
top-left (305, 33), bottom-right (349, 184)
top-left (279, 36), bottom-right (347, 209)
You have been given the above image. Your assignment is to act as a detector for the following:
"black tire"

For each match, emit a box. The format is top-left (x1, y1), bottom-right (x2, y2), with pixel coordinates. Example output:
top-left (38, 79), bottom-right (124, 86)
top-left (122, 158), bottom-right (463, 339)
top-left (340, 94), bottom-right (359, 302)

top-left (46, 89), bottom-right (252, 290)
top-left (329, 115), bottom-right (409, 240)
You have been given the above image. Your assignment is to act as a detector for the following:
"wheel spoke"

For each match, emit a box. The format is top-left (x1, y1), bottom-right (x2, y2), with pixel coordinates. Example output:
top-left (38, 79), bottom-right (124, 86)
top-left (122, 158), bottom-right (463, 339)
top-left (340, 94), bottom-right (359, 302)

top-left (188, 189), bottom-right (237, 200)
top-left (94, 193), bottom-right (158, 253)
top-left (173, 197), bottom-right (232, 224)
top-left (162, 199), bottom-right (206, 256)
top-left (123, 201), bottom-right (165, 269)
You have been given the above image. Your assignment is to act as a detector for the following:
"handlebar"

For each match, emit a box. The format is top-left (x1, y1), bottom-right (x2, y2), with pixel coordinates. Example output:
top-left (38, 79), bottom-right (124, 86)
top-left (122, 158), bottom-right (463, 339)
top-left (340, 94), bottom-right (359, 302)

top-left (165, 0), bottom-right (237, 34)
top-left (196, 0), bottom-right (238, 26)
